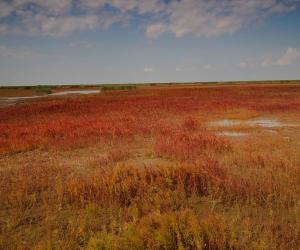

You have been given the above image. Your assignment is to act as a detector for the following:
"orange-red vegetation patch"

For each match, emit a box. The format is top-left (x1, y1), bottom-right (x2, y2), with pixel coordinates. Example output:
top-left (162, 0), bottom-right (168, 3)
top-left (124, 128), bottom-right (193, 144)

top-left (0, 83), bottom-right (300, 249)
top-left (1, 84), bottom-right (299, 155)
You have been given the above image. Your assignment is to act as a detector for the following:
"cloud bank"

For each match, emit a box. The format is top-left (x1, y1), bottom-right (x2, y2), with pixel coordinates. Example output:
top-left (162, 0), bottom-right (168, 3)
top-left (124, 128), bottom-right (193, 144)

top-left (0, 0), bottom-right (299, 38)
top-left (276, 47), bottom-right (300, 65)
top-left (238, 48), bottom-right (300, 68)
top-left (261, 48), bottom-right (300, 67)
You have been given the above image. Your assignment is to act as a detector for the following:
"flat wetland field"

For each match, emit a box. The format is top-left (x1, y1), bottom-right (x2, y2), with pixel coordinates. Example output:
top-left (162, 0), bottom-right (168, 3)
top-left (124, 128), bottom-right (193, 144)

top-left (0, 82), bottom-right (300, 249)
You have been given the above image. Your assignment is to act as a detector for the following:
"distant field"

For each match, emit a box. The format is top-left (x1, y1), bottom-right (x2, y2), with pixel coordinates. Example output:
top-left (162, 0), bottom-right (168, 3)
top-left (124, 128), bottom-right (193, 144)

top-left (0, 82), bottom-right (299, 249)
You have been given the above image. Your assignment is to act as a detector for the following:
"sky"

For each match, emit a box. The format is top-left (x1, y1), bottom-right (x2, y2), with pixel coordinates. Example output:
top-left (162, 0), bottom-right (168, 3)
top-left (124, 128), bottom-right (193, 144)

top-left (0, 0), bottom-right (300, 85)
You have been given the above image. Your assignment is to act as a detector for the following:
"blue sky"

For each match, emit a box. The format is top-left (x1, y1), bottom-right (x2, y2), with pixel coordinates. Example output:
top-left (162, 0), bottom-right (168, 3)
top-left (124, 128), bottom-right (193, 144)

top-left (0, 0), bottom-right (300, 85)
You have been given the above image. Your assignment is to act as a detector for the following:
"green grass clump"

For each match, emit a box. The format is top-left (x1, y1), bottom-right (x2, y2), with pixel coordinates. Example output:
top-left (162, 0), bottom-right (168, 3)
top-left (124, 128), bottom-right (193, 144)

top-left (31, 85), bottom-right (53, 94)
top-left (101, 85), bottom-right (137, 91)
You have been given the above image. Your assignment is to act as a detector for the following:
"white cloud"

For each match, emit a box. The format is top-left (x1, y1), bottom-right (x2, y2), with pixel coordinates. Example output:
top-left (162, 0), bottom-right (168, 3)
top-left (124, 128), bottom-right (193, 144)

top-left (203, 64), bottom-right (213, 70)
top-left (0, 0), bottom-right (72, 17)
top-left (38, 15), bottom-right (100, 36)
top-left (69, 41), bottom-right (95, 48)
top-left (80, 0), bottom-right (106, 9)
top-left (0, 45), bottom-right (45, 59)
top-left (81, 0), bottom-right (166, 14)
top-left (175, 66), bottom-right (197, 72)
top-left (260, 48), bottom-right (299, 67)
top-left (9, 10), bottom-right (123, 36)
top-left (276, 48), bottom-right (300, 66)
top-left (0, 0), bottom-right (123, 36)
top-left (261, 57), bottom-right (275, 67)
top-left (0, 2), bottom-right (15, 18)
top-left (145, 0), bottom-right (300, 38)
top-left (0, 0), bottom-right (299, 37)
top-left (32, 0), bottom-right (72, 13)
top-left (144, 67), bottom-right (153, 73)
top-left (238, 62), bottom-right (249, 68)
top-left (0, 25), bottom-right (9, 35)
top-left (166, 1), bottom-right (242, 38)
top-left (237, 48), bottom-right (300, 68)
top-left (146, 23), bottom-right (166, 38)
